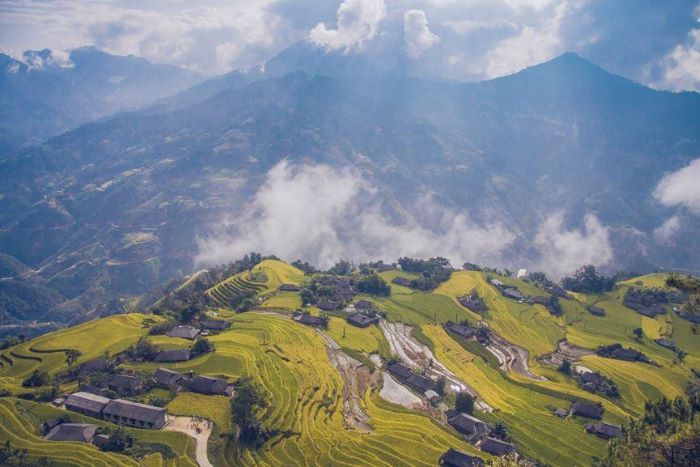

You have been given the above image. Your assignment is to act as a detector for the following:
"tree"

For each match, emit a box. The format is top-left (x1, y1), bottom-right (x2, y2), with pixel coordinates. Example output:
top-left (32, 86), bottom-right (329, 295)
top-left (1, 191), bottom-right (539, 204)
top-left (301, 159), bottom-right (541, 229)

top-left (191, 337), bottom-right (214, 356)
top-left (455, 392), bottom-right (475, 414)
top-left (179, 305), bottom-right (202, 324)
top-left (492, 421), bottom-right (511, 441)
top-left (232, 377), bottom-right (269, 448)
top-left (22, 369), bottom-right (49, 388)
top-left (328, 260), bottom-right (352, 275)
top-left (561, 265), bottom-right (615, 294)
top-left (237, 298), bottom-right (256, 313)
top-left (558, 359), bottom-right (573, 376)
top-left (476, 327), bottom-right (490, 343)
top-left (300, 289), bottom-right (315, 307)
top-left (435, 376), bottom-right (446, 396)
top-left (128, 337), bottom-right (157, 361)
top-left (355, 274), bottom-right (390, 297)
top-left (102, 427), bottom-right (133, 452)
top-left (633, 327), bottom-right (643, 340)
top-left (65, 349), bottom-right (82, 367)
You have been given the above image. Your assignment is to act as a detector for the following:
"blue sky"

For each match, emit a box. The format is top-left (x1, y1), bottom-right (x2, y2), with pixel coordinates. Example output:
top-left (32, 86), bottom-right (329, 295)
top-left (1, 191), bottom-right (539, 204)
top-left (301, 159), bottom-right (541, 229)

top-left (1, 0), bottom-right (699, 90)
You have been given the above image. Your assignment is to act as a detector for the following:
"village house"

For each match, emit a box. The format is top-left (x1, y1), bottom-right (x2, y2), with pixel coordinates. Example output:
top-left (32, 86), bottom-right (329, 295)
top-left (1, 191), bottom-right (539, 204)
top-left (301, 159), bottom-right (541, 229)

top-left (458, 293), bottom-right (487, 313)
top-left (154, 348), bottom-right (192, 363)
top-left (108, 374), bottom-right (142, 395)
top-left (185, 375), bottom-right (233, 396)
top-left (445, 322), bottom-right (475, 339)
top-left (391, 277), bottom-right (412, 287)
top-left (440, 448), bottom-right (485, 467)
top-left (316, 300), bottom-right (339, 312)
top-left (424, 389), bottom-right (441, 404)
top-left (545, 285), bottom-right (570, 299)
top-left (571, 401), bottom-right (604, 419)
top-left (44, 423), bottom-right (98, 443)
top-left (78, 357), bottom-right (110, 376)
top-left (501, 287), bottom-right (525, 301)
top-left (200, 319), bottom-right (231, 332)
top-left (388, 362), bottom-right (412, 380)
top-left (448, 413), bottom-right (490, 441)
top-left (587, 306), bottom-right (606, 317)
top-left (478, 437), bottom-right (516, 456)
top-left (154, 367), bottom-right (184, 389)
top-left (294, 313), bottom-right (327, 327)
top-left (64, 392), bottom-right (110, 419)
top-left (676, 310), bottom-right (700, 324)
top-left (655, 338), bottom-right (678, 351)
top-left (347, 313), bottom-right (378, 328)
top-left (554, 408), bottom-right (568, 418)
top-left (354, 300), bottom-right (375, 311)
top-left (586, 422), bottom-right (621, 439)
top-left (102, 399), bottom-right (166, 429)
top-left (278, 283), bottom-right (301, 292)
top-left (166, 325), bottom-right (200, 340)
top-left (406, 373), bottom-right (435, 393)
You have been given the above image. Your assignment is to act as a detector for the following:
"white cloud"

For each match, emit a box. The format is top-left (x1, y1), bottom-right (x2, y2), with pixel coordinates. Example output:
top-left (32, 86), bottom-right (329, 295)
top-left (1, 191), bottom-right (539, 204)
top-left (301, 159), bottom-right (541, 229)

top-left (403, 9), bottom-right (440, 59)
top-left (533, 212), bottom-right (613, 278)
top-left (308, 0), bottom-right (386, 52)
top-left (654, 158), bottom-right (700, 214)
top-left (653, 215), bottom-right (681, 242)
top-left (196, 161), bottom-right (514, 269)
top-left (654, 28), bottom-right (700, 91)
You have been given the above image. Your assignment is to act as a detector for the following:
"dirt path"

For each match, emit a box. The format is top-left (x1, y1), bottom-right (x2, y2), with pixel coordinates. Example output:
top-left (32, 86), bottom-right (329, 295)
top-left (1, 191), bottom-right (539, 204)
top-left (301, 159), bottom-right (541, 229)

top-left (379, 372), bottom-right (422, 409)
top-left (163, 415), bottom-right (213, 467)
top-left (485, 330), bottom-right (545, 381)
top-left (316, 330), bottom-right (374, 431)
top-left (379, 320), bottom-right (493, 412)
top-left (537, 339), bottom-right (594, 368)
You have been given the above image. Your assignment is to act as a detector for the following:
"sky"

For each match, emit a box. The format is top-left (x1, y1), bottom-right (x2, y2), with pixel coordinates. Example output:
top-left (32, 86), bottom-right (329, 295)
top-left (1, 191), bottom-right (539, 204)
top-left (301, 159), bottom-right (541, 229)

top-left (1, 0), bottom-right (700, 90)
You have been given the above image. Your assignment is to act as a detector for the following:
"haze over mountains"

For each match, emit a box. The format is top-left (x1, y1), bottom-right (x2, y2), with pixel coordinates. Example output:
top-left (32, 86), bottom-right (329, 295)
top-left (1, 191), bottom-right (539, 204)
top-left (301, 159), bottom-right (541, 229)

top-left (1, 42), bottom-right (699, 330)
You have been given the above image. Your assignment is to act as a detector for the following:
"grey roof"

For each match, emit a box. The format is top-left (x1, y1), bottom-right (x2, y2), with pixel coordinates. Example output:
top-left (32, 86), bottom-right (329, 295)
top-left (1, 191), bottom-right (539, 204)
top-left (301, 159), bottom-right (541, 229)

top-left (571, 401), bottom-right (604, 419)
top-left (611, 348), bottom-right (640, 361)
top-left (278, 283), bottom-right (300, 292)
top-left (103, 399), bottom-right (165, 424)
top-left (677, 311), bottom-right (700, 324)
top-left (391, 277), bottom-right (412, 287)
top-left (296, 314), bottom-right (326, 326)
top-left (655, 338), bottom-right (677, 350)
top-left (348, 313), bottom-right (376, 327)
top-left (79, 358), bottom-right (109, 374)
top-left (587, 306), bottom-right (606, 316)
top-left (441, 448), bottom-right (485, 467)
top-left (406, 373), bottom-right (434, 392)
top-left (501, 287), bottom-right (525, 300)
top-left (186, 375), bottom-right (228, 394)
top-left (479, 437), bottom-right (516, 456)
top-left (580, 372), bottom-right (606, 386)
top-left (445, 322), bottom-right (475, 339)
top-left (388, 362), bottom-right (412, 379)
top-left (355, 300), bottom-right (375, 310)
top-left (45, 423), bottom-right (98, 443)
top-left (65, 392), bottom-right (110, 414)
top-left (154, 348), bottom-right (191, 362)
top-left (200, 319), bottom-right (231, 331)
top-left (108, 374), bottom-right (141, 391)
top-left (316, 301), bottom-right (338, 311)
top-left (166, 325), bottom-right (200, 339)
top-left (587, 422), bottom-right (621, 439)
top-left (425, 390), bottom-right (440, 399)
top-left (154, 367), bottom-right (184, 386)
top-left (78, 384), bottom-right (108, 397)
top-left (449, 413), bottom-right (489, 437)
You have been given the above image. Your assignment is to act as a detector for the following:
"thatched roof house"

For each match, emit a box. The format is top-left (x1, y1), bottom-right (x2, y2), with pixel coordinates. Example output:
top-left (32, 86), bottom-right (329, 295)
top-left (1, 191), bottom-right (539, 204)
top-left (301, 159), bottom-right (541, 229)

top-left (102, 399), bottom-right (166, 429)
top-left (448, 413), bottom-right (490, 438)
top-left (154, 368), bottom-right (184, 388)
top-left (108, 374), bottom-right (142, 395)
top-left (586, 422), bottom-right (621, 439)
top-left (185, 375), bottom-right (229, 395)
top-left (65, 392), bottom-right (110, 419)
top-left (388, 362), bottom-right (412, 380)
top-left (200, 319), bottom-right (231, 331)
top-left (44, 423), bottom-right (98, 443)
top-left (479, 437), bottom-right (516, 456)
top-left (440, 448), bottom-right (485, 467)
top-left (154, 348), bottom-right (192, 363)
top-left (571, 401), bottom-right (604, 419)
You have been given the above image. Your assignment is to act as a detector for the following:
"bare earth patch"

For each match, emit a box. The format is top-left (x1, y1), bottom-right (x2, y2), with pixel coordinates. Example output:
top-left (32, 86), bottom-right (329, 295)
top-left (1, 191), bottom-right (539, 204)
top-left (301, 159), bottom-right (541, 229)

top-left (163, 415), bottom-right (213, 467)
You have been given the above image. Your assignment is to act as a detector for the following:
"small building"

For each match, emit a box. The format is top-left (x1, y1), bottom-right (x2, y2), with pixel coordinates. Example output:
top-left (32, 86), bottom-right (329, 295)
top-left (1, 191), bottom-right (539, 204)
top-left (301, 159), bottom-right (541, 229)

top-left (424, 389), bottom-right (441, 404)
top-left (154, 348), bottom-right (192, 363)
top-left (587, 306), bottom-right (606, 317)
top-left (108, 374), bottom-right (142, 395)
top-left (655, 338), bottom-right (677, 351)
top-left (44, 423), bottom-right (98, 443)
top-left (676, 310), bottom-right (700, 324)
top-left (571, 401), bottom-right (604, 420)
top-left (580, 372), bottom-right (606, 386)
top-left (154, 367), bottom-right (184, 388)
top-left (479, 437), bottom-right (516, 456)
top-left (295, 313), bottom-right (327, 327)
top-left (448, 413), bottom-right (490, 439)
top-left (64, 392), bottom-right (110, 419)
top-left (554, 408), bottom-right (568, 418)
top-left (406, 373), bottom-right (435, 393)
top-left (610, 348), bottom-right (640, 362)
top-left (586, 422), bottom-right (621, 439)
top-left (391, 277), bottom-right (413, 287)
top-left (200, 319), bottom-right (231, 331)
top-left (489, 278), bottom-right (505, 288)
top-left (185, 375), bottom-right (229, 395)
top-left (501, 287), bottom-right (525, 301)
top-left (546, 285), bottom-right (570, 299)
top-left (92, 433), bottom-right (110, 449)
top-left (388, 362), bottom-right (412, 380)
top-left (440, 448), bottom-right (485, 467)
top-left (166, 325), bottom-right (200, 340)
top-left (102, 399), bottom-right (166, 429)
top-left (79, 358), bottom-right (110, 376)
top-left (278, 284), bottom-right (300, 292)
top-left (354, 300), bottom-right (375, 311)
top-left (316, 301), bottom-right (339, 312)
top-left (347, 313), bottom-right (378, 328)
top-left (445, 322), bottom-right (475, 339)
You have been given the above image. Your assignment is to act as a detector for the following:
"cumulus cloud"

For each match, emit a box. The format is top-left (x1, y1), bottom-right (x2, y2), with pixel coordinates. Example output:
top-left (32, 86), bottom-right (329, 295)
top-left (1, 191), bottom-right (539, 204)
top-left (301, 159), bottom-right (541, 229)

top-left (308, 0), bottom-right (386, 52)
top-left (654, 158), bottom-right (700, 214)
top-left (533, 212), bottom-right (613, 278)
top-left (403, 9), bottom-right (440, 59)
top-left (196, 161), bottom-right (514, 269)
top-left (654, 215), bottom-right (682, 242)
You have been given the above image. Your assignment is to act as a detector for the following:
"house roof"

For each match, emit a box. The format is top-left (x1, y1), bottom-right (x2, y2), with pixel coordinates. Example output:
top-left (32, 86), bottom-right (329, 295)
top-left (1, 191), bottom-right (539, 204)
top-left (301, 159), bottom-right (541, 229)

top-left (78, 384), bottom-right (108, 397)
top-left (441, 448), bottom-right (485, 467)
top-left (449, 413), bottom-right (489, 436)
top-left (587, 306), bottom-right (606, 316)
top-left (388, 362), bottom-right (412, 379)
top-left (79, 358), bottom-right (109, 374)
top-left (278, 283), bottom-right (300, 292)
top-left (296, 314), bottom-right (326, 326)
top-left (445, 322), bottom-right (474, 338)
top-left (65, 392), bottom-right (110, 414)
top-left (348, 313), bottom-right (376, 327)
top-left (103, 399), bottom-right (165, 424)
top-left (580, 372), bottom-right (606, 386)
top-left (554, 408), bottom-right (568, 417)
top-left (502, 287), bottom-right (524, 300)
top-left (571, 401), bottom-right (604, 419)
top-left (186, 375), bottom-right (228, 394)
top-left (588, 422), bottom-right (621, 439)
top-left (655, 338), bottom-right (677, 350)
top-left (611, 348), bottom-right (639, 361)
top-left (316, 300), bottom-right (338, 311)
top-left (425, 390), bottom-right (440, 399)
top-left (391, 277), bottom-right (412, 287)
top-left (355, 300), bottom-right (375, 309)
top-left (406, 373), bottom-right (435, 392)
top-left (154, 349), bottom-right (191, 362)
top-left (154, 367), bottom-right (184, 386)
top-left (200, 319), bottom-right (231, 331)
top-left (45, 423), bottom-right (98, 443)
top-left (108, 374), bottom-right (141, 391)
top-left (479, 437), bottom-right (516, 456)
top-left (166, 325), bottom-right (200, 339)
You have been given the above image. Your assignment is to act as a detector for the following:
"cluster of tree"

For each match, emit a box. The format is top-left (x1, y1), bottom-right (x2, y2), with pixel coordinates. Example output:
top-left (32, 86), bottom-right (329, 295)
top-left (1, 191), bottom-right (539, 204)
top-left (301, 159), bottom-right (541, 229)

top-left (291, 260), bottom-right (316, 275)
top-left (562, 265), bottom-right (616, 294)
top-left (0, 441), bottom-right (29, 466)
top-left (455, 392), bottom-right (475, 414)
top-left (128, 338), bottom-right (158, 361)
top-left (191, 337), bottom-right (214, 356)
top-left (528, 272), bottom-right (555, 289)
top-left (598, 394), bottom-right (700, 466)
top-left (354, 274), bottom-right (390, 297)
top-left (231, 377), bottom-right (269, 448)
top-left (327, 260), bottom-right (353, 276)
top-left (101, 427), bottom-right (134, 452)
top-left (666, 273), bottom-right (700, 314)
top-left (492, 421), bottom-right (511, 442)
top-left (398, 257), bottom-right (453, 291)
top-left (546, 296), bottom-right (563, 316)
top-left (0, 334), bottom-right (26, 350)
top-left (22, 369), bottom-right (50, 388)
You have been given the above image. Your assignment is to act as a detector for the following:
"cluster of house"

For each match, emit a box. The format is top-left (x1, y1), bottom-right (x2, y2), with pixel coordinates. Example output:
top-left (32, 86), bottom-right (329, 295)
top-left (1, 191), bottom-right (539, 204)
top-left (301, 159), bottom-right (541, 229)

top-left (565, 401), bottom-right (621, 439)
top-left (577, 371), bottom-right (616, 395)
top-left (488, 279), bottom-right (525, 302)
top-left (315, 277), bottom-right (355, 311)
top-left (346, 300), bottom-right (380, 328)
top-left (154, 319), bottom-right (230, 363)
top-left (458, 292), bottom-right (487, 313)
top-left (292, 311), bottom-right (328, 327)
top-left (63, 391), bottom-right (167, 429)
top-left (388, 362), bottom-right (441, 405)
top-left (597, 344), bottom-right (652, 364)
top-left (675, 308), bottom-right (700, 324)
top-left (447, 411), bottom-right (516, 456)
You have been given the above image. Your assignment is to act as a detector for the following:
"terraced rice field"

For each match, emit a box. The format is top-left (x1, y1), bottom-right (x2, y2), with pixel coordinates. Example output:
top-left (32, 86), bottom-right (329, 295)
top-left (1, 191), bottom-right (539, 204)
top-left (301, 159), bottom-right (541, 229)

top-left (325, 317), bottom-right (390, 357)
top-left (0, 398), bottom-right (196, 467)
top-left (167, 392), bottom-right (232, 433)
top-left (207, 260), bottom-right (305, 306)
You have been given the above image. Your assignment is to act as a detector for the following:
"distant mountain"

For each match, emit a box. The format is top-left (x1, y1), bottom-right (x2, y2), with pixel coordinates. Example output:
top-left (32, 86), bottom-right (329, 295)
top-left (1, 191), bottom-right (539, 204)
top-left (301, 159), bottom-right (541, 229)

top-left (1, 48), bottom-right (699, 328)
top-left (0, 47), bottom-right (203, 141)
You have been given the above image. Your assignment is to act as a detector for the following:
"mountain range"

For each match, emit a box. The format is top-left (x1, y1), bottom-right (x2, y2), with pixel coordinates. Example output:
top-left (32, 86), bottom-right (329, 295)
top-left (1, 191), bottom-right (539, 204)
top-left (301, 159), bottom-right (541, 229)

top-left (1, 43), bottom-right (699, 331)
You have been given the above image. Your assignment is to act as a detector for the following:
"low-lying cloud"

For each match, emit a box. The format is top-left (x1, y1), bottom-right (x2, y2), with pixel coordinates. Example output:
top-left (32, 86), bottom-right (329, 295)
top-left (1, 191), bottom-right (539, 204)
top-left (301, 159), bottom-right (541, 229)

top-left (533, 212), bottom-right (613, 278)
top-left (308, 0), bottom-right (386, 52)
top-left (196, 161), bottom-right (515, 269)
top-left (403, 10), bottom-right (440, 60)
top-left (654, 158), bottom-right (700, 214)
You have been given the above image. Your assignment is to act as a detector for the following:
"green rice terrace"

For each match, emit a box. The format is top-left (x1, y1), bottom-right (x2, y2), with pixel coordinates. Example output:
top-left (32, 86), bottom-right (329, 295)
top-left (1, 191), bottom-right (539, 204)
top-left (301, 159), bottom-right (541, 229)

top-left (0, 258), bottom-right (698, 466)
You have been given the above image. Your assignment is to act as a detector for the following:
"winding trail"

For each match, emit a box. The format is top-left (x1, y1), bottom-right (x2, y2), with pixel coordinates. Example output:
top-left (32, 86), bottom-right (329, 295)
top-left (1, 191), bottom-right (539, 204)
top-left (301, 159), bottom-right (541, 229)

top-left (485, 329), bottom-right (546, 381)
top-left (379, 320), bottom-right (493, 412)
top-left (164, 415), bottom-right (213, 467)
